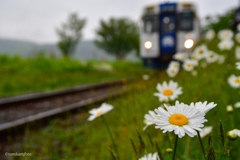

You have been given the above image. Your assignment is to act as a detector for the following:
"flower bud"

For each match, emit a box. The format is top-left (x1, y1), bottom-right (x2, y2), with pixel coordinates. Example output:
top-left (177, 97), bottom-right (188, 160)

top-left (234, 102), bottom-right (240, 108)
top-left (166, 148), bottom-right (173, 153)
top-left (226, 105), bottom-right (233, 113)
top-left (191, 70), bottom-right (197, 76)
top-left (227, 129), bottom-right (239, 141)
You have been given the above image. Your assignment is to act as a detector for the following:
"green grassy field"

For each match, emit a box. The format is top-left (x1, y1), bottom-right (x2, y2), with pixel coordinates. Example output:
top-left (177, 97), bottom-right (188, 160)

top-left (0, 55), bottom-right (150, 97)
top-left (6, 33), bottom-right (240, 159)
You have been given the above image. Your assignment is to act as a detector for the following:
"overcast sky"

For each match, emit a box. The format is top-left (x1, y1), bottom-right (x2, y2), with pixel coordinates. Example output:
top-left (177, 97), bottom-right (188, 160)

top-left (0, 0), bottom-right (239, 44)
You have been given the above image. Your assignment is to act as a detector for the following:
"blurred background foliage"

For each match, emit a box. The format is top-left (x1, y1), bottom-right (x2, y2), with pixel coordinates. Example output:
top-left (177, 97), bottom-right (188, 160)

top-left (94, 18), bottom-right (139, 60)
top-left (0, 53), bottom-right (150, 97)
top-left (203, 8), bottom-right (235, 33)
top-left (56, 13), bottom-right (86, 57)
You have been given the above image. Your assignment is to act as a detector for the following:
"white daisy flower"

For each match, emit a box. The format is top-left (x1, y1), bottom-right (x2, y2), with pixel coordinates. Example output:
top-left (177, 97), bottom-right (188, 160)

top-left (154, 101), bottom-right (207, 138)
top-left (235, 46), bottom-right (240, 59)
top-left (142, 74), bottom-right (150, 80)
top-left (182, 59), bottom-right (197, 71)
top-left (218, 40), bottom-right (234, 50)
top-left (143, 110), bottom-right (160, 130)
top-left (228, 74), bottom-right (240, 88)
top-left (166, 61), bottom-right (180, 78)
top-left (234, 102), bottom-right (240, 108)
top-left (189, 101), bottom-right (217, 114)
top-left (88, 103), bottom-right (113, 121)
top-left (236, 33), bottom-right (240, 43)
top-left (173, 52), bottom-right (188, 61)
top-left (205, 51), bottom-right (219, 63)
top-left (226, 105), bottom-right (233, 112)
top-left (205, 29), bottom-right (215, 40)
top-left (166, 67), bottom-right (179, 78)
top-left (169, 61), bottom-right (180, 69)
top-left (218, 29), bottom-right (233, 40)
top-left (227, 129), bottom-right (240, 140)
top-left (217, 55), bottom-right (225, 64)
top-left (139, 152), bottom-right (160, 160)
top-left (193, 45), bottom-right (208, 60)
top-left (200, 126), bottom-right (213, 138)
top-left (236, 62), bottom-right (240, 70)
top-left (154, 80), bottom-right (182, 102)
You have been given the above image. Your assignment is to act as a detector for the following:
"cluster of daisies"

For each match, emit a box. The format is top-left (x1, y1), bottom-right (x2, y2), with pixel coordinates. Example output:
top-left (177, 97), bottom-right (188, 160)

top-left (167, 45), bottom-right (225, 78)
top-left (166, 28), bottom-right (240, 78)
top-left (204, 24), bottom-right (240, 62)
top-left (206, 28), bottom-right (240, 151)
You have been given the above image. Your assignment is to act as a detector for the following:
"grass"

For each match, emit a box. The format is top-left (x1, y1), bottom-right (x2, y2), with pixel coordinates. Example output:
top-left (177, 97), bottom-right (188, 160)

top-left (0, 54), bottom-right (150, 97)
top-left (6, 35), bottom-right (240, 159)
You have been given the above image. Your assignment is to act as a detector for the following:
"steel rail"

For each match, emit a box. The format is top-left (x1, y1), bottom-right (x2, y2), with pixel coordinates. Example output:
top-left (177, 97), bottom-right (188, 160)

top-left (0, 78), bottom-right (130, 107)
top-left (0, 78), bottom-right (131, 135)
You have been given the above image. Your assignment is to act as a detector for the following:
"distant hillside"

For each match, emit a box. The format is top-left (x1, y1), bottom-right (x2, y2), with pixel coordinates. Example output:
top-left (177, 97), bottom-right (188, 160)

top-left (0, 38), bottom-right (139, 61)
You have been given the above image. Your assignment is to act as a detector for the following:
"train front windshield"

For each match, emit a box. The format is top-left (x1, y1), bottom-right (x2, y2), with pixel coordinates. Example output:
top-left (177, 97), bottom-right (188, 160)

top-left (144, 15), bottom-right (158, 33)
top-left (162, 16), bottom-right (175, 33)
top-left (179, 11), bottom-right (194, 31)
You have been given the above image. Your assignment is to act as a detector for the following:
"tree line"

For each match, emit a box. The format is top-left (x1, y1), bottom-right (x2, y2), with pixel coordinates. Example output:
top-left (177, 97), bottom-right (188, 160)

top-left (56, 12), bottom-right (139, 60)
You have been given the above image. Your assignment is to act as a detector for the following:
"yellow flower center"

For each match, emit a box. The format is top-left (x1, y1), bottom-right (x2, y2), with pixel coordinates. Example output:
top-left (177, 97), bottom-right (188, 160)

top-left (210, 54), bottom-right (214, 58)
top-left (171, 70), bottom-right (175, 73)
top-left (235, 79), bottom-right (240, 83)
top-left (163, 89), bottom-right (173, 96)
top-left (187, 64), bottom-right (192, 67)
top-left (166, 148), bottom-right (173, 152)
top-left (97, 110), bottom-right (103, 116)
top-left (169, 114), bottom-right (189, 126)
top-left (199, 49), bottom-right (204, 54)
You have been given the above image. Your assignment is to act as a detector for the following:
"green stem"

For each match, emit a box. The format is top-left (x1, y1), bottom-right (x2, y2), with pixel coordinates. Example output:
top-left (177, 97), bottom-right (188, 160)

top-left (172, 135), bottom-right (178, 160)
top-left (184, 137), bottom-right (191, 159)
top-left (166, 132), bottom-right (173, 148)
top-left (101, 115), bottom-right (119, 160)
top-left (197, 131), bottom-right (206, 159)
top-left (229, 113), bottom-right (235, 129)
top-left (169, 100), bottom-right (174, 106)
top-left (220, 140), bottom-right (230, 160)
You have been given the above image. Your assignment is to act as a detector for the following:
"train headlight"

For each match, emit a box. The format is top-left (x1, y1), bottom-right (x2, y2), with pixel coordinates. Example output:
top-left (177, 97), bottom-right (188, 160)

top-left (144, 41), bottom-right (152, 49)
top-left (184, 39), bottom-right (194, 49)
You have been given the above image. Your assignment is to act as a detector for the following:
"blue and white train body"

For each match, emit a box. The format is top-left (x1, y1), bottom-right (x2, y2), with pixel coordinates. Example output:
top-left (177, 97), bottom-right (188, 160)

top-left (140, 2), bottom-right (200, 68)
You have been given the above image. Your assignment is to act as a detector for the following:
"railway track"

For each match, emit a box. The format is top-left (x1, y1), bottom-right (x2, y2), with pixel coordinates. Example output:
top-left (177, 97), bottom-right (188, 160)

top-left (0, 78), bottom-right (131, 138)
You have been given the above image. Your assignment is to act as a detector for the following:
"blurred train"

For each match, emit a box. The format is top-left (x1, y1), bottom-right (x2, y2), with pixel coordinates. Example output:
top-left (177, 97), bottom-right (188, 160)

top-left (140, 2), bottom-right (200, 68)
top-left (234, 7), bottom-right (240, 31)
